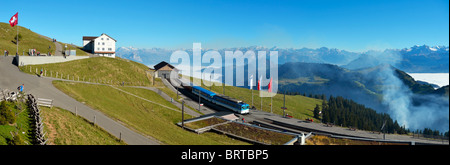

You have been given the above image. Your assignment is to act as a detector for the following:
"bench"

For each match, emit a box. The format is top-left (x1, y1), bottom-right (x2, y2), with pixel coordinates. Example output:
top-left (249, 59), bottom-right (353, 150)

top-left (37, 98), bottom-right (53, 108)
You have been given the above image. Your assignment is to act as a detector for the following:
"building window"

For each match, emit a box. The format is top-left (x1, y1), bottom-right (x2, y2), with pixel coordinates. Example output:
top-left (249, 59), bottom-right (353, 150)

top-left (101, 38), bottom-right (104, 40)
top-left (102, 48), bottom-right (105, 51)
top-left (102, 42), bottom-right (105, 45)
top-left (98, 42), bottom-right (100, 45)
top-left (107, 38), bottom-right (109, 40)
top-left (108, 48), bottom-right (112, 51)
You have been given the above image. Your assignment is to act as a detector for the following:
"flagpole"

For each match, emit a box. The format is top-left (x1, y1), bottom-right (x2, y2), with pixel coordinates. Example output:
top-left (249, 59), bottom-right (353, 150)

top-left (250, 75), bottom-right (253, 108)
top-left (16, 22), bottom-right (18, 55)
top-left (251, 87), bottom-right (253, 108)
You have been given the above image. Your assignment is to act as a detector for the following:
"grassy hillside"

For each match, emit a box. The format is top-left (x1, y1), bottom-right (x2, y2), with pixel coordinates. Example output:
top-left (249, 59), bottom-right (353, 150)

top-left (0, 22), bottom-right (55, 55)
top-left (52, 81), bottom-right (249, 145)
top-left (20, 57), bottom-right (155, 86)
top-left (41, 106), bottom-right (126, 145)
top-left (0, 100), bottom-right (32, 145)
top-left (1, 22), bottom-right (89, 56)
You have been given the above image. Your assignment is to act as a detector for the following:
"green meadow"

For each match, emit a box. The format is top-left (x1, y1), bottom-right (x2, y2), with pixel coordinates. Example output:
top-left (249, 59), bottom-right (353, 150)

top-left (53, 81), bottom-right (249, 145)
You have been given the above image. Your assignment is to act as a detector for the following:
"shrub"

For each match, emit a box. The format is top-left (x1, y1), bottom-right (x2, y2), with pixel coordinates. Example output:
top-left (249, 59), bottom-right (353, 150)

top-left (8, 132), bottom-right (25, 145)
top-left (0, 101), bottom-right (16, 125)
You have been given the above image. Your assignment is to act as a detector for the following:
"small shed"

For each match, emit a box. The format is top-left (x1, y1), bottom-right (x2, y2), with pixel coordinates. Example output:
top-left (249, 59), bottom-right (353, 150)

top-left (153, 61), bottom-right (178, 79)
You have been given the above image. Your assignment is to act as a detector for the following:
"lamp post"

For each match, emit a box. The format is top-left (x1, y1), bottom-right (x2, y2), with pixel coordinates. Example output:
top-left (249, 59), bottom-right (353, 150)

top-left (182, 101), bottom-right (185, 129)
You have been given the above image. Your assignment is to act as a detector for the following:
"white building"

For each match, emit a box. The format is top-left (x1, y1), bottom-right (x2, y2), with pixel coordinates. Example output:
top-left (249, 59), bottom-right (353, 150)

top-left (82, 33), bottom-right (116, 58)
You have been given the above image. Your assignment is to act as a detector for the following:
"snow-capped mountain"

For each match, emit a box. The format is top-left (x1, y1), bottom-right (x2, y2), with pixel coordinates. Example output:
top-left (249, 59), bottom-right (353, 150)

top-left (116, 47), bottom-right (174, 67)
top-left (115, 46), bottom-right (360, 67)
top-left (116, 45), bottom-right (448, 72)
top-left (343, 45), bottom-right (449, 73)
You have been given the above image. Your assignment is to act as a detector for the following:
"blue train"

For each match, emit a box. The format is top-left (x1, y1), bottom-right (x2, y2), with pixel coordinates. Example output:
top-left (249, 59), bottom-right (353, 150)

top-left (189, 85), bottom-right (250, 114)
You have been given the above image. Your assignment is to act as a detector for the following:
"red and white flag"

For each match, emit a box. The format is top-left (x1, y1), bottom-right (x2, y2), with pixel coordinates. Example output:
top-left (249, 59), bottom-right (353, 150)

top-left (9, 12), bottom-right (18, 27)
top-left (268, 77), bottom-right (272, 93)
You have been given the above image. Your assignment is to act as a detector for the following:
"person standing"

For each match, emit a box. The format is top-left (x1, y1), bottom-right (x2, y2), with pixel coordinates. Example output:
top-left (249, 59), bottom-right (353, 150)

top-left (18, 84), bottom-right (24, 93)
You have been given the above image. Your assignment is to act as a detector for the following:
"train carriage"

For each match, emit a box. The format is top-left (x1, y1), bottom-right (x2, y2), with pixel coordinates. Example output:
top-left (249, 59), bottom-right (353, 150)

top-left (213, 94), bottom-right (250, 114)
top-left (183, 83), bottom-right (250, 114)
top-left (192, 86), bottom-right (216, 102)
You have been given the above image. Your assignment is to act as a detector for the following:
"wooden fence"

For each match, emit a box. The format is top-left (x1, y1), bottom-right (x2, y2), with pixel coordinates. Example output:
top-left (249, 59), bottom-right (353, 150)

top-left (27, 94), bottom-right (48, 145)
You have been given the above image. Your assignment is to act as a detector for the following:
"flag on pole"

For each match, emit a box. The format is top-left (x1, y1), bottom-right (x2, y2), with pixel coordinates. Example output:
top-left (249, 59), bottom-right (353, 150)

top-left (257, 75), bottom-right (262, 91)
top-left (249, 75), bottom-right (253, 90)
top-left (268, 77), bottom-right (273, 93)
top-left (9, 12), bottom-right (18, 27)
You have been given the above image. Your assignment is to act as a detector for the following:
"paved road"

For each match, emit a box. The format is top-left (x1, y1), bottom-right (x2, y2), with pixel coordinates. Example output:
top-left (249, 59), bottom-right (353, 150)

top-left (54, 41), bottom-right (63, 56)
top-left (36, 33), bottom-right (63, 56)
top-left (0, 56), bottom-right (160, 145)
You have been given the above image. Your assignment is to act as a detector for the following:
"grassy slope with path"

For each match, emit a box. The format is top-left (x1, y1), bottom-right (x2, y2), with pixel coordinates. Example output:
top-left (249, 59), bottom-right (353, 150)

top-left (53, 81), bottom-right (249, 145)
top-left (20, 57), bottom-right (153, 86)
top-left (41, 106), bottom-right (126, 145)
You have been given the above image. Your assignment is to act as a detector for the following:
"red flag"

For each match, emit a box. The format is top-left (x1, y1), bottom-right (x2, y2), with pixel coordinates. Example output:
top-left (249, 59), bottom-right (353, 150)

top-left (257, 76), bottom-right (262, 91)
top-left (268, 77), bottom-right (272, 93)
top-left (9, 12), bottom-right (18, 27)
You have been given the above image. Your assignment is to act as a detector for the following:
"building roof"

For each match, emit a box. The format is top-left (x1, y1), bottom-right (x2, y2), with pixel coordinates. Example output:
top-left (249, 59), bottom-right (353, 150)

top-left (82, 33), bottom-right (117, 42)
top-left (154, 61), bottom-right (175, 71)
top-left (83, 36), bottom-right (97, 41)
top-left (100, 33), bottom-right (117, 42)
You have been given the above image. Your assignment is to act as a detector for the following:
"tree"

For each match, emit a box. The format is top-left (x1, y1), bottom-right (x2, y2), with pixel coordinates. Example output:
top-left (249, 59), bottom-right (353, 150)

top-left (313, 104), bottom-right (321, 119)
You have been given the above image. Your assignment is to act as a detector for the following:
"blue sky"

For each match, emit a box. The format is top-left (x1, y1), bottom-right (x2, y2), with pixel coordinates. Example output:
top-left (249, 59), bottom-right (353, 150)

top-left (1, 0), bottom-right (448, 52)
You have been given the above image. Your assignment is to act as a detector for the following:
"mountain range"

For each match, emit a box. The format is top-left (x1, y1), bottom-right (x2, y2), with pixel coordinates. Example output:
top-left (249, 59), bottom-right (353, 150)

top-left (116, 44), bottom-right (449, 131)
top-left (116, 45), bottom-right (449, 73)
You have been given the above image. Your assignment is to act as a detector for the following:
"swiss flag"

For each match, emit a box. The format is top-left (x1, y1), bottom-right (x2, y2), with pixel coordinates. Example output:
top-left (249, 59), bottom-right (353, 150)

top-left (268, 77), bottom-right (272, 93)
top-left (9, 12), bottom-right (18, 27)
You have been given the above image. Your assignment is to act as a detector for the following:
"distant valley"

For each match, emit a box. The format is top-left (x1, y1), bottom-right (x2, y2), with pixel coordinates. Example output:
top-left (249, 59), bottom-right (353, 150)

top-left (116, 45), bottom-right (449, 132)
